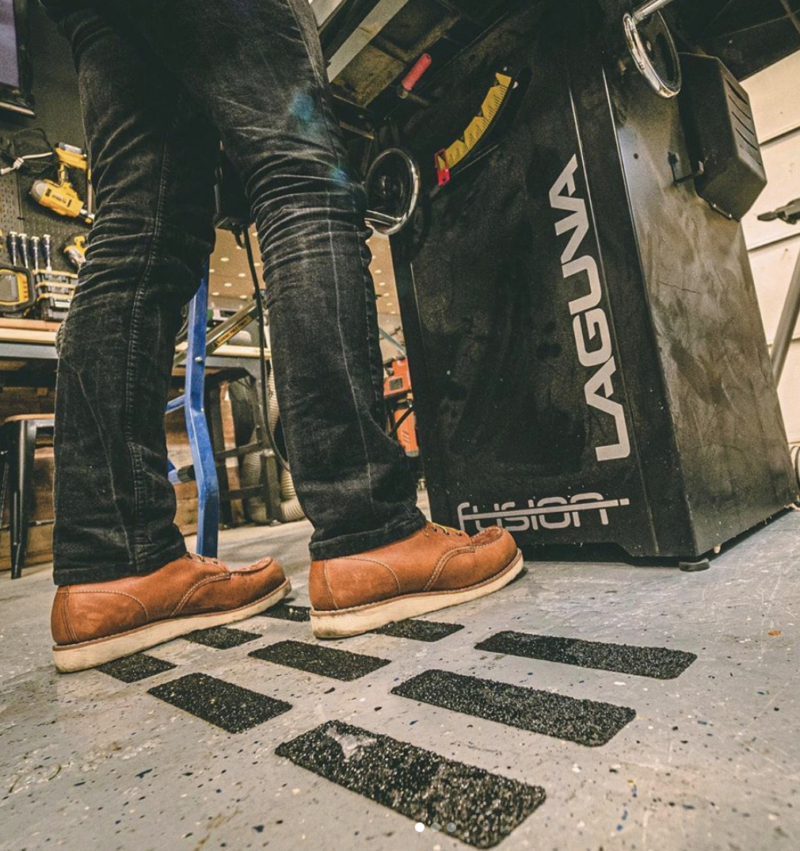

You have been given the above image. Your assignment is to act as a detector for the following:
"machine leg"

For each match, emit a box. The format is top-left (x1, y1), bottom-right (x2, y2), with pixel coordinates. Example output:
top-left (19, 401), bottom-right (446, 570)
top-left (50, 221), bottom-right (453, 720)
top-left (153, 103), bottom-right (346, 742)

top-left (10, 421), bottom-right (37, 579)
top-left (771, 249), bottom-right (800, 384)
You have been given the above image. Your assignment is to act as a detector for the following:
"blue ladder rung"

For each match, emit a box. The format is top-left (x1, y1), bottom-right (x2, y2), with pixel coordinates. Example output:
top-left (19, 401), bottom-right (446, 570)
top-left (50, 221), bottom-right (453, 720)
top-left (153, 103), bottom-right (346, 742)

top-left (166, 395), bottom-right (185, 414)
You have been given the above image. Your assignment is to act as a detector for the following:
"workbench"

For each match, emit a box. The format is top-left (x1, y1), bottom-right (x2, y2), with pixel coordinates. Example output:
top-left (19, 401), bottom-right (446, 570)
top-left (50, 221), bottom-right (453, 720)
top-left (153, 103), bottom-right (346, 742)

top-left (0, 315), bottom-right (279, 569)
top-left (0, 317), bottom-right (267, 385)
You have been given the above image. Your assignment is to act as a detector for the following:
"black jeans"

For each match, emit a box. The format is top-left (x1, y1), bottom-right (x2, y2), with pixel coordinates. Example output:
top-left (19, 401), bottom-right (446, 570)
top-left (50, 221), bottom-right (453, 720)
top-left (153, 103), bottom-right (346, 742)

top-left (52, 0), bottom-right (425, 585)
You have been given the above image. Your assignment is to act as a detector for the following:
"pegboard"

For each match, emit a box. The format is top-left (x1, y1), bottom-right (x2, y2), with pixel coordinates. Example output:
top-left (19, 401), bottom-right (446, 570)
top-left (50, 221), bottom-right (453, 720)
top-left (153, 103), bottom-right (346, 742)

top-left (2, 165), bottom-right (91, 274)
top-left (0, 169), bottom-right (22, 249)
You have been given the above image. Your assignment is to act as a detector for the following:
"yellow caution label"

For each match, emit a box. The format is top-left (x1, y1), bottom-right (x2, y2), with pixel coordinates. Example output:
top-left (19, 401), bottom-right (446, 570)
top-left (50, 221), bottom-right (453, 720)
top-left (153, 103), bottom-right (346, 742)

top-left (435, 72), bottom-right (513, 176)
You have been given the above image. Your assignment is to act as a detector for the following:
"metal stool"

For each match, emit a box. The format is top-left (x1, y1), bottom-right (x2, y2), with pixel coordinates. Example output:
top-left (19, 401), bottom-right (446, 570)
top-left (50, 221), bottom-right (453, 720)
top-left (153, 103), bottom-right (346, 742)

top-left (167, 262), bottom-right (220, 557)
top-left (0, 414), bottom-right (55, 579)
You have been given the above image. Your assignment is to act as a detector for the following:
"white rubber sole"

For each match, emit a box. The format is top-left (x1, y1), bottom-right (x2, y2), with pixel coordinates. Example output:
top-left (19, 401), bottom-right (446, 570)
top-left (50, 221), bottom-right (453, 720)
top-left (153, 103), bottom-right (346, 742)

top-left (310, 551), bottom-right (525, 639)
top-left (53, 578), bottom-right (292, 673)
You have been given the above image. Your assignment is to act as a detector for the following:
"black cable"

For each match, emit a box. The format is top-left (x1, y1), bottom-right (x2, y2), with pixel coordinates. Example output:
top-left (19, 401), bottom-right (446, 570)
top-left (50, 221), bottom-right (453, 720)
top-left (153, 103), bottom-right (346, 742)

top-left (241, 226), bottom-right (291, 471)
top-left (0, 128), bottom-right (54, 175)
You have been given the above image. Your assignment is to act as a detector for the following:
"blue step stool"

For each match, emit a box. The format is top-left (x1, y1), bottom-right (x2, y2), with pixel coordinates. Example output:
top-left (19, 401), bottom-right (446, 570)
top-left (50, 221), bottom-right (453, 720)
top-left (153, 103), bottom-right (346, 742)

top-left (167, 262), bottom-right (220, 558)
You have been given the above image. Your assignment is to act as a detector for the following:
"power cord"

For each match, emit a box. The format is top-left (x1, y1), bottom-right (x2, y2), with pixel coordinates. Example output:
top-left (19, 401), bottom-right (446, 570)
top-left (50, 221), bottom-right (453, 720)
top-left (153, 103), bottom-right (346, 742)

top-left (0, 128), bottom-right (54, 176)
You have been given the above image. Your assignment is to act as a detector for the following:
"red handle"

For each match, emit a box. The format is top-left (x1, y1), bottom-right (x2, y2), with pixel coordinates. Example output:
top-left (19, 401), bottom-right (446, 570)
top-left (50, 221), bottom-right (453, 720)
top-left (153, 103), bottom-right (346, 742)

top-left (401, 53), bottom-right (432, 91)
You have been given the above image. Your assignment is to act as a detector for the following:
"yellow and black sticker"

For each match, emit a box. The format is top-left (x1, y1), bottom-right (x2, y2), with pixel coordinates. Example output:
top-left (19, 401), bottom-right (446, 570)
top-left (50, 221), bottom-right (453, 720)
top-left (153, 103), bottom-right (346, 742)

top-left (435, 70), bottom-right (514, 185)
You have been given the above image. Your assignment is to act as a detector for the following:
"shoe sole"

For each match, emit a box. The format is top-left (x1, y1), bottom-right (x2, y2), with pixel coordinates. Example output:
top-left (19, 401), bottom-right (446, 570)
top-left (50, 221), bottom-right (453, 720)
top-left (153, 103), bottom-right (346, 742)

top-left (53, 578), bottom-right (292, 673)
top-left (310, 550), bottom-right (525, 639)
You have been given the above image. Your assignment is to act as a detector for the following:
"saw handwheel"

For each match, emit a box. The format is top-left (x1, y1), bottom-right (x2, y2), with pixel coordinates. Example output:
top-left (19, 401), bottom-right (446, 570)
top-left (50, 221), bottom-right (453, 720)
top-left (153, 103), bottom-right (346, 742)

top-left (365, 148), bottom-right (421, 236)
top-left (623, 1), bottom-right (682, 99)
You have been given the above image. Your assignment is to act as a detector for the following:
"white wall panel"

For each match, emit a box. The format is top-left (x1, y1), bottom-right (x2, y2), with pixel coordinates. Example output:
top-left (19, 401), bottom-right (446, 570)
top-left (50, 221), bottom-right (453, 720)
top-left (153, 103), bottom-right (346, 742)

top-left (743, 50), bottom-right (800, 143)
top-left (740, 52), bottom-right (800, 440)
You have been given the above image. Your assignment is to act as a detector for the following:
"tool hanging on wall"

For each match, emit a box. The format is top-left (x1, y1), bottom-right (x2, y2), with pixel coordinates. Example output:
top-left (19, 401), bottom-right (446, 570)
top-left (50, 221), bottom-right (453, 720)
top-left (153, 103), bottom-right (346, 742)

top-left (42, 233), bottom-right (53, 271)
top-left (0, 265), bottom-right (35, 316)
top-left (35, 270), bottom-right (77, 322)
top-left (62, 233), bottom-right (87, 270)
top-left (7, 230), bottom-right (19, 265)
top-left (29, 142), bottom-right (94, 224)
top-left (434, 69), bottom-right (517, 187)
top-left (18, 232), bottom-right (31, 268)
top-left (0, 232), bottom-right (36, 316)
top-left (30, 235), bottom-right (40, 270)
top-left (0, 229), bottom-right (78, 319)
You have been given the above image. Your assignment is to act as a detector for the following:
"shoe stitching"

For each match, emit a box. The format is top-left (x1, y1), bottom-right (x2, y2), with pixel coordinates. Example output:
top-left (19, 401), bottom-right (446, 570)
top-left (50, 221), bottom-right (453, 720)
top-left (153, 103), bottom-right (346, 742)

top-left (322, 562), bottom-right (338, 610)
top-left (424, 545), bottom-right (474, 591)
top-left (68, 589), bottom-right (149, 620)
top-left (173, 574), bottom-right (228, 615)
top-left (62, 588), bottom-right (78, 644)
top-left (339, 556), bottom-right (402, 593)
top-left (234, 558), bottom-right (272, 575)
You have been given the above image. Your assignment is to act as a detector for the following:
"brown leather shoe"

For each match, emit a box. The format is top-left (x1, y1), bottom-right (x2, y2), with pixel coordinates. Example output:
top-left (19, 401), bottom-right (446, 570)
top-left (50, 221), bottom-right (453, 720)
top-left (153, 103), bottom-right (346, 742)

top-left (309, 523), bottom-right (523, 638)
top-left (51, 553), bottom-right (290, 673)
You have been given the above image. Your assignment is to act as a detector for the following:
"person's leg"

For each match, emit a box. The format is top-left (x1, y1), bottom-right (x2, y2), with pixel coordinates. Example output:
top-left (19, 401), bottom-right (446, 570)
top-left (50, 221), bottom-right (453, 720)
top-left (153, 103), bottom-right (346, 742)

top-left (51, 8), bottom-right (290, 672)
top-left (52, 8), bottom-right (220, 585)
top-left (105, 0), bottom-right (427, 560)
top-left (89, 0), bottom-right (522, 640)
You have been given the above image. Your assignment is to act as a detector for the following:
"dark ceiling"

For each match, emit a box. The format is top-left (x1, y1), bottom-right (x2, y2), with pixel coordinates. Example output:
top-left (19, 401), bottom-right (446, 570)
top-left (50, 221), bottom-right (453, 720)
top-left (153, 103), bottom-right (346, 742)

top-left (322, 0), bottom-right (800, 123)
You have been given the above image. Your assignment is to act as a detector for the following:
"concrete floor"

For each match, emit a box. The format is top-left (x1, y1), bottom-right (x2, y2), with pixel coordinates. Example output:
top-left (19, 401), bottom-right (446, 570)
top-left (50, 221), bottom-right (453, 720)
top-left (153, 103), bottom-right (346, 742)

top-left (1, 508), bottom-right (799, 851)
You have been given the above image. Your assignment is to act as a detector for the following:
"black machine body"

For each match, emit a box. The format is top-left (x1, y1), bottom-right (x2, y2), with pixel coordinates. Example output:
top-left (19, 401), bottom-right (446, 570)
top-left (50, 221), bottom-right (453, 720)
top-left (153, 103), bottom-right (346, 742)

top-left (389, 0), bottom-right (796, 561)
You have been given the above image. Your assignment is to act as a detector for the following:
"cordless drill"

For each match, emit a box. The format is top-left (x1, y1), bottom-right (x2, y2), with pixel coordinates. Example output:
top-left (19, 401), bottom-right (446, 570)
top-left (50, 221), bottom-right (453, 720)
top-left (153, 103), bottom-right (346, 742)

top-left (29, 142), bottom-right (94, 224)
top-left (62, 233), bottom-right (88, 269)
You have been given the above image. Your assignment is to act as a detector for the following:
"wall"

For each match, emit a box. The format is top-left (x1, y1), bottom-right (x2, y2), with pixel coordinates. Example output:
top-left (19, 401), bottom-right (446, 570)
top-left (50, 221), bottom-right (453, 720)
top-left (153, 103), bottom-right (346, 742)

top-left (742, 50), bottom-right (800, 443)
top-left (0, 3), bottom-right (87, 245)
top-left (0, 8), bottom-right (207, 573)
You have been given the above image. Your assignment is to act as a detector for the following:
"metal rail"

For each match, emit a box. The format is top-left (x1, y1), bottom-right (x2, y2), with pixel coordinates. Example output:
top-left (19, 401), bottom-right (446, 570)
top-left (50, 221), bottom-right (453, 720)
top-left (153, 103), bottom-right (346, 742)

top-left (632, 0), bottom-right (678, 24)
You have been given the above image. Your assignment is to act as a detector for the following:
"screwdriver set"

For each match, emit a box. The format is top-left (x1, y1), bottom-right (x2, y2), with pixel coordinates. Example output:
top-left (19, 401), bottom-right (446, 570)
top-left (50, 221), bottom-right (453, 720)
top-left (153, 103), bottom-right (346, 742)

top-left (1, 230), bottom-right (77, 321)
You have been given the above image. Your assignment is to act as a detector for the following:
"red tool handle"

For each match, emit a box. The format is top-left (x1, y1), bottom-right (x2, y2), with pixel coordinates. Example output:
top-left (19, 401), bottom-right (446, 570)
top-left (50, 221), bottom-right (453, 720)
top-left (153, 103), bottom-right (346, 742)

top-left (401, 53), bottom-right (432, 92)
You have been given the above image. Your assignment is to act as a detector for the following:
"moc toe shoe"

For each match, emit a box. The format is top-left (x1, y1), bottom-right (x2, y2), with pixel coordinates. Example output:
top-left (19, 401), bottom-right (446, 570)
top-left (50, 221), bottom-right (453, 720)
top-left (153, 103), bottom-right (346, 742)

top-left (309, 523), bottom-right (523, 638)
top-left (52, 553), bottom-right (290, 673)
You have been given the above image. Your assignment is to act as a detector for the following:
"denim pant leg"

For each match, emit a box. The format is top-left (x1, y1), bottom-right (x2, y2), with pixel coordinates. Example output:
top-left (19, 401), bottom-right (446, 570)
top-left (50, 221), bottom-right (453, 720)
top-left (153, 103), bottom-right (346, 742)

top-left (110, 0), bottom-right (427, 559)
top-left (52, 9), bottom-right (219, 584)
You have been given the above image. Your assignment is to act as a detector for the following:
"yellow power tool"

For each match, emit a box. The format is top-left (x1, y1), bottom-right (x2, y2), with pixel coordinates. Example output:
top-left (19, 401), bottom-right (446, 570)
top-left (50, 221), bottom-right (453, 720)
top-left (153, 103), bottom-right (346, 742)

top-left (63, 233), bottom-right (88, 270)
top-left (29, 142), bottom-right (94, 224)
top-left (0, 265), bottom-right (35, 315)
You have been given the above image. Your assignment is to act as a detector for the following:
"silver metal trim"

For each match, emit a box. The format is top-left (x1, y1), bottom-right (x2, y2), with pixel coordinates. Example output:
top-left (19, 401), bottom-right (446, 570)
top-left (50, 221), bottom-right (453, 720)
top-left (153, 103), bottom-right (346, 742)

top-left (623, 11), bottom-right (682, 99)
top-left (632, 0), bottom-right (678, 25)
top-left (365, 148), bottom-right (421, 236)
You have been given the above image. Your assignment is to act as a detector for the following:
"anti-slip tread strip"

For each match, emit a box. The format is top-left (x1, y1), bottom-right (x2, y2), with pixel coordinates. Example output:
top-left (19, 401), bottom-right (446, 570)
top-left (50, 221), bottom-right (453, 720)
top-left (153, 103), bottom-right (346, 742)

top-left (392, 669), bottom-right (635, 747)
top-left (249, 640), bottom-right (391, 681)
top-left (275, 720), bottom-right (545, 849)
top-left (476, 631), bottom-right (696, 679)
top-left (372, 619), bottom-right (464, 641)
top-left (97, 653), bottom-right (176, 682)
top-left (148, 673), bottom-right (291, 733)
top-left (182, 626), bottom-right (261, 649)
top-left (261, 602), bottom-right (311, 622)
